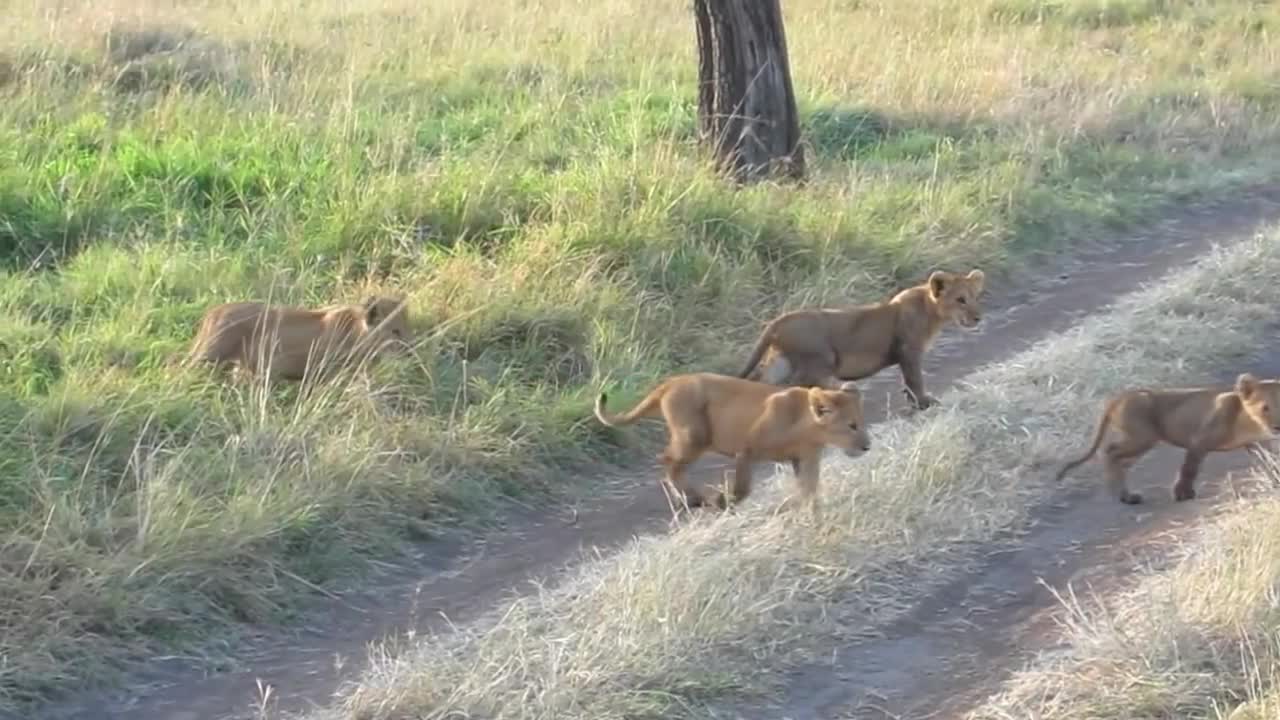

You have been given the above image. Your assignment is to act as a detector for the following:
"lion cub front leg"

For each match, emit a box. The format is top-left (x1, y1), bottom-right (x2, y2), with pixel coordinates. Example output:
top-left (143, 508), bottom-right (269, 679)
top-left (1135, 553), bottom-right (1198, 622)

top-left (897, 346), bottom-right (937, 411)
top-left (1173, 448), bottom-right (1207, 502)
top-left (777, 455), bottom-right (824, 524)
top-left (1174, 416), bottom-right (1227, 502)
top-left (1174, 397), bottom-right (1253, 502)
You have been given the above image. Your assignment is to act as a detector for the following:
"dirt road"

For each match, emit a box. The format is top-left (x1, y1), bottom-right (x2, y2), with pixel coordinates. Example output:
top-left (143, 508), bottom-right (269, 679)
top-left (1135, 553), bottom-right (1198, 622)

top-left (35, 186), bottom-right (1280, 720)
top-left (718, 361), bottom-right (1279, 720)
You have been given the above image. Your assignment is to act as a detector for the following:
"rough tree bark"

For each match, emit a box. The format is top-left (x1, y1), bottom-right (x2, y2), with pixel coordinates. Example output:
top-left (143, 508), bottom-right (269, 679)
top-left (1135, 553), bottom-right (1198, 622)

top-left (694, 0), bottom-right (805, 183)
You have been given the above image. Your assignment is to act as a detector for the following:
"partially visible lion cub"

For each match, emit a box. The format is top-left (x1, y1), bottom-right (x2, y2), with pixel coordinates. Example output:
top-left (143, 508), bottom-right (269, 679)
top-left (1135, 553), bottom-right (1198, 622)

top-left (736, 269), bottom-right (986, 410)
top-left (187, 295), bottom-right (411, 382)
top-left (1056, 373), bottom-right (1280, 504)
top-left (594, 372), bottom-right (871, 521)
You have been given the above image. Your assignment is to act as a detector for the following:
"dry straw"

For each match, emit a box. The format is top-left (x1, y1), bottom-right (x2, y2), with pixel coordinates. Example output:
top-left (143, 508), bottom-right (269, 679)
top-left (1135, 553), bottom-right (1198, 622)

top-left (969, 462), bottom-right (1280, 720)
top-left (323, 229), bottom-right (1280, 720)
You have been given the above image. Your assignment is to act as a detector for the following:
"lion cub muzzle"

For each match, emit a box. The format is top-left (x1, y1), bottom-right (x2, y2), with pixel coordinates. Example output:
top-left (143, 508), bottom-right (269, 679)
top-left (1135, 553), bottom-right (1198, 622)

top-left (829, 381), bottom-right (872, 458)
top-left (955, 303), bottom-right (982, 329)
top-left (841, 429), bottom-right (871, 458)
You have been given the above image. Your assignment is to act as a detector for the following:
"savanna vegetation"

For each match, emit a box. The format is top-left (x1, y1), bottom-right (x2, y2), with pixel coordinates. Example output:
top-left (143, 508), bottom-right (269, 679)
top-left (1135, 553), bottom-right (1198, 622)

top-left (3, 0), bottom-right (1280, 710)
top-left (314, 231), bottom-right (1280, 719)
top-left (970, 457), bottom-right (1280, 720)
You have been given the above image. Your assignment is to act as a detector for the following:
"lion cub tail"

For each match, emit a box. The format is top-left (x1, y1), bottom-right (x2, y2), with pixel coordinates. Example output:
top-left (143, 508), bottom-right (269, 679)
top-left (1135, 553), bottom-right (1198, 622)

top-left (1054, 396), bottom-right (1120, 483)
top-left (595, 385), bottom-right (665, 427)
top-left (736, 324), bottom-right (774, 379)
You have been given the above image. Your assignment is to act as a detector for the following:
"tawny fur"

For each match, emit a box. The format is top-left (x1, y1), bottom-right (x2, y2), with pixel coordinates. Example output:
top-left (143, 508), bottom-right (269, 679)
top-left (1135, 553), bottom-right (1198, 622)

top-left (187, 295), bottom-right (411, 382)
top-left (594, 372), bottom-right (871, 521)
top-left (1056, 373), bottom-right (1280, 504)
top-left (737, 269), bottom-right (986, 410)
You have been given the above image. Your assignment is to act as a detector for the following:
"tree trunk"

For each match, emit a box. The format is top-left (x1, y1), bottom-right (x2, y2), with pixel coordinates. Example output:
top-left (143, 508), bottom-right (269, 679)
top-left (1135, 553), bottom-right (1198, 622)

top-left (694, 0), bottom-right (805, 183)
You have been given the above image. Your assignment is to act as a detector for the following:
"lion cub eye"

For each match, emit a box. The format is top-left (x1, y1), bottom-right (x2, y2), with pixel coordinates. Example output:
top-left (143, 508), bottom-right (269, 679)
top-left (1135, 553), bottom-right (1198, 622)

top-left (849, 422), bottom-right (859, 430)
top-left (957, 297), bottom-right (967, 305)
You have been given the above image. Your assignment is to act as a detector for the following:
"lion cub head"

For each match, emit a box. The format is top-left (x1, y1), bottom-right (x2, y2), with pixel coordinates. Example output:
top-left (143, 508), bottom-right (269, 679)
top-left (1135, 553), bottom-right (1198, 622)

top-left (928, 269), bottom-right (985, 330)
top-left (1236, 373), bottom-right (1280, 434)
top-left (808, 381), bottom-right (872, 458)
top-left (361, 295), bottom-right (413, 354)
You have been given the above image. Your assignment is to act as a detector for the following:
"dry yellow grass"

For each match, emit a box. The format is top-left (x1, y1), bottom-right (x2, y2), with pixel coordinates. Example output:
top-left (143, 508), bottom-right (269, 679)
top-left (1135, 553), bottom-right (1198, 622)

top-left (309, 232), bottom-right (1280, 719)
top-left (969, 456), bottom-right (1280, 720)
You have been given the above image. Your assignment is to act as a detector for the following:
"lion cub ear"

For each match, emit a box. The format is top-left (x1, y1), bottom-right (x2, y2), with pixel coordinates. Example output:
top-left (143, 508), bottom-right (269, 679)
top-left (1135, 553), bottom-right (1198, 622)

top-left (1236, 373), bottom-right (1261, 399)
top-left (928, 271), bottom-right (950, 300)
top-left (835, 381), bottom-right (861, 397)
top-left (966, 269), bottom-right (985, 292)
top-left (808, 388), bottom-right (833, 421)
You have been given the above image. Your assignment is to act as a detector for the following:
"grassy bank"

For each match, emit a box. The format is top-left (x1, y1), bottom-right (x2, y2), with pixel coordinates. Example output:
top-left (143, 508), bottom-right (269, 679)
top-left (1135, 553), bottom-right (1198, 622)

top-left (4, 0), bottom-right (1280, 709)
top-left (316, 231), bottom-right (1280, 719)
top-left (969, 459), bottom-right (1280, 720)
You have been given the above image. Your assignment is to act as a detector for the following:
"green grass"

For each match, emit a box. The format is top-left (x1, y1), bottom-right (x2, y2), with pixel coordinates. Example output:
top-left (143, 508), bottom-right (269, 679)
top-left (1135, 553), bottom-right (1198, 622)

top-left (2, 0), bottom-right (1280, 710)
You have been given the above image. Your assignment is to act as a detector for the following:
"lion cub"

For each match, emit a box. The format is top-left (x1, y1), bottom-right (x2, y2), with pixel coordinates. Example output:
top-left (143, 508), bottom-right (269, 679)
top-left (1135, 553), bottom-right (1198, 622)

top-left (188, 295), bottom-right (411, 382)
top-left (595, 372), bottom-right (871, 521)
top-left (736, 269), bottom-right (985, 410)
top-left (1056, 373), bottom-right (1280, 504)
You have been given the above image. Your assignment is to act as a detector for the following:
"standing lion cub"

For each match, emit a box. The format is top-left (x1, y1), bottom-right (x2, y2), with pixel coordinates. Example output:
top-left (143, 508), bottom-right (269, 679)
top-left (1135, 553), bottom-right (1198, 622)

top-left (187, 295), bottom-right (411, 382)
top-left (736, 269), bottom-right (985, 410)
top-left (1055, 373), bottom-right (1280, 504)
top-left (594, 372), bottom-right (871, 521)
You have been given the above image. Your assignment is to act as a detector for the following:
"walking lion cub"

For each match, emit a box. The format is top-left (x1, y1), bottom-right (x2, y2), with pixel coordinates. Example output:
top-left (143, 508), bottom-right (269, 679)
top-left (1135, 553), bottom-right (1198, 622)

top-left (1056, 373), bottom-right (1280, 504)
top-left (594, 372), bottom-right (871, 521)
top-left (736, 269), bottom-right (985, 410)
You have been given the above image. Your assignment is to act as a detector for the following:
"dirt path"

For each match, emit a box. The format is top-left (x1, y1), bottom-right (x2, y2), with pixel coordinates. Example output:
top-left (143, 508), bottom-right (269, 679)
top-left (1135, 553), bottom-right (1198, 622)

top-left (35, 186), bottom-right (1280, 720)
top-left (721, 358), bottom-right (1280, 720)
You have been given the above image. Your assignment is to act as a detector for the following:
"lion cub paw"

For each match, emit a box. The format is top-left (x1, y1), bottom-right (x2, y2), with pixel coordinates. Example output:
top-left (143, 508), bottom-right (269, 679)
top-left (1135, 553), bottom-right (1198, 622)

top-left (699, 486), bottom-right (731, 511)
top-left (902, 388), bottom-right (940, 411)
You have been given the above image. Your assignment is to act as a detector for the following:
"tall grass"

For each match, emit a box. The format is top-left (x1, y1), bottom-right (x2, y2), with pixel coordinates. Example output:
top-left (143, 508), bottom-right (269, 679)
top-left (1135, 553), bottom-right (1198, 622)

top-left (3, 0), bottom-right (1280, 709)
top-left (314, 231), bottom-right (1280, 719)
top-left (968, 457), bottom-right (1280, 720)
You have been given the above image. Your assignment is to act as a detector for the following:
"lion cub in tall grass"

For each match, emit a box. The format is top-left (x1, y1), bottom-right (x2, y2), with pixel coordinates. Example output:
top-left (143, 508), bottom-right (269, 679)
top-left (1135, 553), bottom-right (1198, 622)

top-left (187, 295), bottom-right (411, 383)
top-left (1056, 373), bottom-right (1280, 504)
top-left (595, 372), bottom-right (871, 521)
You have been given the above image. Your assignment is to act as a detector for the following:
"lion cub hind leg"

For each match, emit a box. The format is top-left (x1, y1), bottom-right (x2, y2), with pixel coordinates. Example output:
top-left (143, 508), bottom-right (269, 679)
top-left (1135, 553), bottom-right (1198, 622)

top-left (658, 446), bottom-right (707, 522)
top-left (1102, 407), bottom-right (1158, 505)
top-left (756, 353), bottom-right (794, 385)
top-left (1104, 446), bottom-right (1149, 505)
top-left (784, 353), bottom-right (842, 389)
top-left (657, 405), bottom-right (714, 522)
top-left (1172, 449), bottom-right (1206, 502)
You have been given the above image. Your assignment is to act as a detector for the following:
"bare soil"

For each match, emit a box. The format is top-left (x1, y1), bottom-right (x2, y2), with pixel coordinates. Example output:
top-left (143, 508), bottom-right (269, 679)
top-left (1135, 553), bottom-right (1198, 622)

top-left (33, 186), bottom-right (1280, 720)
top-left (720, 360), bottom-right (1280, 720)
